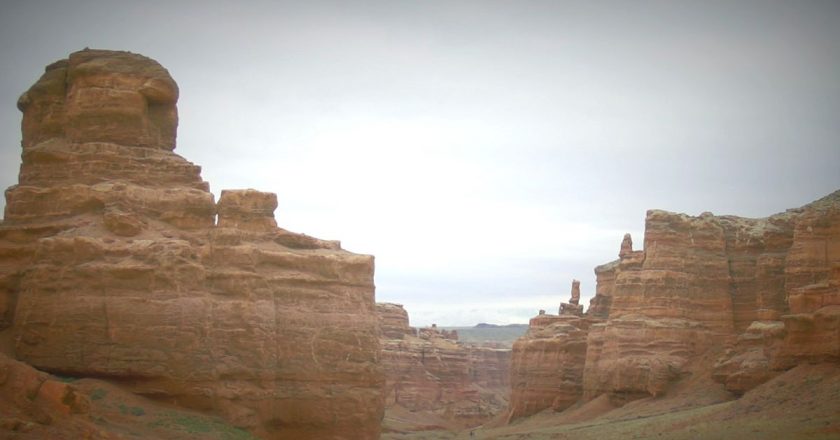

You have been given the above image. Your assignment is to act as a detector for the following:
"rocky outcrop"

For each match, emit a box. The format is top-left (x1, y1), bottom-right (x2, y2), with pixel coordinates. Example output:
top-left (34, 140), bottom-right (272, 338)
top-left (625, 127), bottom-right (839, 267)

top-left (377, 303), bottom-right (510, 429)
top-left (558, 279), bottom-right (583, 316)
top-left (508, 308), bottom-right (590, 420)
top-left (582, 210), bottom-right (739, 402)
top-left (377, 303), bottom-right (414, 339)
top-left (711, 320), bottom-right (786, 394)
top-left (776, 196), bottom-right (840, 367)
top-left (713, 192), bottom-right (840, 393)
top-left (0, 49), bottom-right (383, 439)
top-left (0, 352), bottom-right (96, 438)
top-left (508, 190), bottom-right (840, 421)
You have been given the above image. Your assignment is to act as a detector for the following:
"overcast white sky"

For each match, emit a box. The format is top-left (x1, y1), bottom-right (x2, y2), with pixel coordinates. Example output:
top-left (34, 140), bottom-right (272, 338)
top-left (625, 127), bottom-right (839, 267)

top-left (1, 1), bottom-right (839, 326)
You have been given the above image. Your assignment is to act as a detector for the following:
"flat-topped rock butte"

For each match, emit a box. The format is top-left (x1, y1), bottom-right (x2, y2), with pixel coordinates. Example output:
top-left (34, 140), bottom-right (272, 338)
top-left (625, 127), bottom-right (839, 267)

top-left (0, 49), bottom-right (383, 439)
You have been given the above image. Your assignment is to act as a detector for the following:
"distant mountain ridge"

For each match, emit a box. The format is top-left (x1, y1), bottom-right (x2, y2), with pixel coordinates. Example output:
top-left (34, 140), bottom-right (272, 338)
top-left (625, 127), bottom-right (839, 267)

top-left (440, 324), bottom-right (528, 347)
top-left (474, 323), bottom-right (529, 329)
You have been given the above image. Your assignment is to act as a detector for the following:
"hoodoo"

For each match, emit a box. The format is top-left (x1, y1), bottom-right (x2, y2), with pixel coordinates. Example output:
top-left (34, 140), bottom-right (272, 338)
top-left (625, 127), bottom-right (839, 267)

top-left (0, 49), bottom-right (384, 439)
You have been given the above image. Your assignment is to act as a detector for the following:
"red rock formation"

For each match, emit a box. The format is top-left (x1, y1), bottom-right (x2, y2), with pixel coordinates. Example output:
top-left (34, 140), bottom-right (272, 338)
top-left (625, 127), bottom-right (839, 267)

top-left (377, 303), bottom-right (510, 429)
top-left (467, 345), bottom-right (511, 393)
top-left (507, 280), bottom-right (598, 420)
top-left (582, 210), bottom-right (740, 402)
top-left (619, 233), bottom-right (633, 258)
top-left (559, 279), bottom-right (584, 315)
top-left (0, 352), bottom-right (101, 438)
top-left (377, 303), bottom-right (414, 339)
top-left (0, 49), bottom-right (383, 439)
top-left (508, 314), bottom-right (589, 420)
top-left (587, 260), bottom-right (617, 319)
top-left (776, 195), bottom-right (840, 367)
top-left (714, 191), bottom-right (840, 391)
top-left (712, 320), bottom-right (786, 394)
top-left (508, 190), bottom-right (840, 421)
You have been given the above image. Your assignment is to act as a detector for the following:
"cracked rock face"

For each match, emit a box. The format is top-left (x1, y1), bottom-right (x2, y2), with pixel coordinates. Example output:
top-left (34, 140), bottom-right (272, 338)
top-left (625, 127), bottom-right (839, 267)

top-left (508, 190), bottom-right (839, 420)
top-left (1, 49), bottom-right (383, 439)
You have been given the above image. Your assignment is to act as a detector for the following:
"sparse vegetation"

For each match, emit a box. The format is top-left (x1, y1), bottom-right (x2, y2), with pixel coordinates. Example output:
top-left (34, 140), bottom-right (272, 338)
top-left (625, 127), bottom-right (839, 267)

top-left (90, 388), bottom-right (107, 400)
top-left (55, 375), bottom-right (80, 383)
top-left (148, 411), bottom-right (259, 440)
top-left (118, 403), bottom-right (146, 417)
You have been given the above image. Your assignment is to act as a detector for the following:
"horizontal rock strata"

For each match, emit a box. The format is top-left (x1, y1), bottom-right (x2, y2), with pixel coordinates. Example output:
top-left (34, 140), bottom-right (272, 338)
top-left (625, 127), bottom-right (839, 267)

top-left (508, 311), bottom-right (590, 420)
top-left (508, 190), bottom-right (840, 420)
top-left (377, 303), bottom-right (511, 429)
top-left (1, 49), bottom-right (383, 439)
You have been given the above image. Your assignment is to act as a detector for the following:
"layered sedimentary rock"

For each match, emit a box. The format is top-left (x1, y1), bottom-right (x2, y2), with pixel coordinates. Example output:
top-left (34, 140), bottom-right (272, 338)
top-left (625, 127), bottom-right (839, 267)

top-left (711, 320), bottom-right (786, 394)
top-left (776, 196), bottom-right (840, 366)
top-left (713, 192), bottom-right (840, 392)
top-left (377, 303), bottom-right (414, 339)
top-left (507, 302), bottom-right (591, 420)
top-left (0, 49), bottom-right (383, 439)
top-left (582, 210), bottom-right (738, 402)
top-left (508, 190), bottom-right (840, 420)
top-left (376, 303), bottom-right (510, 428)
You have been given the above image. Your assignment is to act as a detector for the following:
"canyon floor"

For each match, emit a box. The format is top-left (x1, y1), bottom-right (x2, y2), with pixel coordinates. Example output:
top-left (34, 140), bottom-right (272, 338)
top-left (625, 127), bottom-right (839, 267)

top-left (3, 342), bottom-right (838, 440)
top-left (383, 362), bottom-right (840, 440)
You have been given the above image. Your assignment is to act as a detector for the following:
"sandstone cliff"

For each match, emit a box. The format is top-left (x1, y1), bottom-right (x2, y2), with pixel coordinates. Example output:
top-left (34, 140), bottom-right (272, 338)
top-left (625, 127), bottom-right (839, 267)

top-left (0, 49), bottom-right (383, 439)
top-left (507, 311), bottom-right (590, 420)
top-left (508, 191), bottom-right (840, 421)
top-left (507, 280), bottom-right (593, 421)
top-left (377, 303), bottom-right (511, 431)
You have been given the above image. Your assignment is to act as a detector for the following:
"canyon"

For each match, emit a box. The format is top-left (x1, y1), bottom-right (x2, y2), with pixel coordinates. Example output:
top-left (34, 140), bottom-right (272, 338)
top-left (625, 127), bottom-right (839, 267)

top-left (376, 303), bottom-right (511, 434)
top-left (0, 48), bottom-right (838, 440)
top-left (505, 191), bottom-right (839, 432)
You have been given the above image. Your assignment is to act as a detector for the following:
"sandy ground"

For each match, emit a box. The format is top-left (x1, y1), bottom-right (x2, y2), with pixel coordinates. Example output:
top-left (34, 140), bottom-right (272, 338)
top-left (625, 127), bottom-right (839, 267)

top-left (4, 351), bottom-right (837, 439)
top-left (383, 363), bottom-right (840, 440)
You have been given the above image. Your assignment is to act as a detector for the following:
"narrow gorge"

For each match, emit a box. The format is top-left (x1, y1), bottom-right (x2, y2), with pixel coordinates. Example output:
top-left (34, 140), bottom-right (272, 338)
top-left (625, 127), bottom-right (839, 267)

top-left (377, 303), bottom-right (511, 433)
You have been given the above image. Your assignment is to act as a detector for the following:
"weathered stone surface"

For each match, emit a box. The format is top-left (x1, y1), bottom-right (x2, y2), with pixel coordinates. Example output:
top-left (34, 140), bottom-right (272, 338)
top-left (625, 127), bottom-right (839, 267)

top-left (559, 279), bottom-right (584, 315)
top-left (18, 49), bottom-right (178, 150)
top-left (377, 303), bottom-right (414, 339)
top-left (217, 189), bottom-right (278, 231)
top-left (583, 315), bottom-right (702, 402)
top-left (0, 352), bottom-right (98, 438)
top-left (717, 213), bottom-right (796, 330)
top-left (507, 281), bottom-right (599, 421)
top-left (580, 210), bottom-right (741, 402)
top-left (508, 314), bottom-right (589, 420)
top-left (712, 320), bottom-right (786, 395)
top-left (467, 345), bottom-right (511, 393)
top-left (377, 303), bottom-right (510, 429)
top-left (776, 194), bottom-right (840, 367)
top-left (619, 232), bottom-right (633, 258)
top-left (1, 49), bottom-right (383, 439)
top-left (588, 259), bottom-right (616, 319)
top-left (715, 191), bottom-right (840, 389)
top-left (509, 190), bottom-right (840, 422)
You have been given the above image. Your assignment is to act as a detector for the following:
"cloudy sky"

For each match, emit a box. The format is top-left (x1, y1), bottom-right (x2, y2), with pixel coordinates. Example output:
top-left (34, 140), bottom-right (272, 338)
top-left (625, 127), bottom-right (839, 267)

top-left (1, 1), bottom-right (838, 326)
